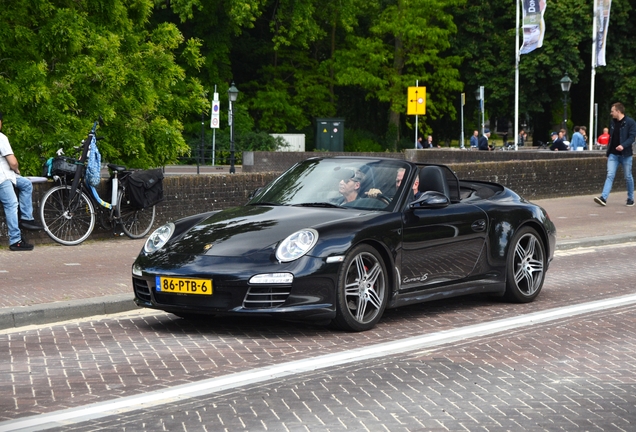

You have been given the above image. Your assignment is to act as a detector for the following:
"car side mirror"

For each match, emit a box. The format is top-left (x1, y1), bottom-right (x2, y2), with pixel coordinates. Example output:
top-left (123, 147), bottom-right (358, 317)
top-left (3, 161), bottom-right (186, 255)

top-left (409, 191), bottom-right (450, 209)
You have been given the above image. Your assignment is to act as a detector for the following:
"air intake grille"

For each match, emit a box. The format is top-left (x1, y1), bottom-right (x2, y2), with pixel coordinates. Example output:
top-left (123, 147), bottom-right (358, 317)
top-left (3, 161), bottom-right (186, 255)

top-left (133, 278), bottom-right (152, 302)
top-left (243, 286), bottom-right (290, 309)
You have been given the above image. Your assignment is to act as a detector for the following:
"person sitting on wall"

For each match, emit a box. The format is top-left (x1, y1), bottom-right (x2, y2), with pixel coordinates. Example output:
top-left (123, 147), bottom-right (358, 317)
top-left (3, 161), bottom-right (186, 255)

top-left (549, 131), bottom-right (569, 151)
top-left (597, 127), bottom-right (610, 147)
top-left (478, 129), bottom-right (493, 151)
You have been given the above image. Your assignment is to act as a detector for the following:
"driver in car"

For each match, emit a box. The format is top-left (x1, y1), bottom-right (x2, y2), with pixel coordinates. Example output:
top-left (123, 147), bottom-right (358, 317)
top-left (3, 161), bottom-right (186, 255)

top-left (337, 169), bottom-right (365, 204)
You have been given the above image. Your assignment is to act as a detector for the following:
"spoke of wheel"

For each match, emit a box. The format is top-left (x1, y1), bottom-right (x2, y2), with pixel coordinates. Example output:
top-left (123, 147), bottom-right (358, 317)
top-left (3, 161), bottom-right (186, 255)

top-left (527, 258), bottom-right (544, 274)
top-left (366, 288), bottom-right (382, 310)
top-left (356, 298), bottom-right (368, 321)
top-left (365, 263), bottom-right (382, 286)
top-left (344, 281), bottom-right (359, 294)
top-left (524, 269), bottom-right (535, 291)
top-left (515, 241), bottom-right (528, 261)
top-left (514, 266), bottom-right (527, 285)
top-left (354, 255), bottom-right (366, 281)
top-left (526, 236), bottom-right (537, 258)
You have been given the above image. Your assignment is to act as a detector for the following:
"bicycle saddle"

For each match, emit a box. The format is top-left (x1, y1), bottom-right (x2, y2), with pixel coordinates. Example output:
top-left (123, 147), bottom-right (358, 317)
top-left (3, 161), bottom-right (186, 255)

top-left (107, 163), bottom-right (127, 172)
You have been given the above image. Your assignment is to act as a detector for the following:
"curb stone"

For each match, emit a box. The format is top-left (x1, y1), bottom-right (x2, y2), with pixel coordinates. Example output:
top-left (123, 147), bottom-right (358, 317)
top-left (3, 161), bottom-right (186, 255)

top-left (0, 294), bottom-right (136, 330)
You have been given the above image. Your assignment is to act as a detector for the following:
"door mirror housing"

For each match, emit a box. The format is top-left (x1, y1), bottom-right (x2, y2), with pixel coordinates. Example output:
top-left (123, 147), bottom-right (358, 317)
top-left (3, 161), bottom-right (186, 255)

top-left (409, 191), bottom-right (450, 209)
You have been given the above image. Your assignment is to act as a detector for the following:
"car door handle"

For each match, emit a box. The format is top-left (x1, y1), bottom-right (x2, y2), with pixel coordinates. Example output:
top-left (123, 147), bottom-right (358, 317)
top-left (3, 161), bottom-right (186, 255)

top-left (471, 219), bottom-right (486, 232)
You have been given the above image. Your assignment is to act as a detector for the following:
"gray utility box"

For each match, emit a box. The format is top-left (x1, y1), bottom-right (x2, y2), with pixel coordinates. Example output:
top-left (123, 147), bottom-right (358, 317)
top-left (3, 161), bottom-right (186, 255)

top-left (315, 118), bottom-right (345, 151)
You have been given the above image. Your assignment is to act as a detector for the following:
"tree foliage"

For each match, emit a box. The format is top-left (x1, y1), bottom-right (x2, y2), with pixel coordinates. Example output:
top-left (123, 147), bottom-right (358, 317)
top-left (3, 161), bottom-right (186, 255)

top-left (0, 0), bottom-right (206, 174)
top-left (3, 0), bottom-right (636, 174)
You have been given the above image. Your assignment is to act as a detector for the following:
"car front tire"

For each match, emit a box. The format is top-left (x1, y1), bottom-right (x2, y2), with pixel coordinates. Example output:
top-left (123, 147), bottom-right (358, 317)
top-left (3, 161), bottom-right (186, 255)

top-left (332, 244), bottom-right (389, 332)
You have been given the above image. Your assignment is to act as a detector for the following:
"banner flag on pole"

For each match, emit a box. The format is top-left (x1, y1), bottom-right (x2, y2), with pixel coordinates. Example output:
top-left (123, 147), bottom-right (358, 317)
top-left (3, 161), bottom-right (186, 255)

top-left (520, 0), bottom-right (547, 55)
top-left (596, 0), bottom-right (612, 66)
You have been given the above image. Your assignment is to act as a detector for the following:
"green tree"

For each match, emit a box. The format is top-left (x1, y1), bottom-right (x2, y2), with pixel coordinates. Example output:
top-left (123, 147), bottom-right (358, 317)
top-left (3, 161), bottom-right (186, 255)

top-left (334, 0), bottom-right (464, 149)
top-left (451, 0), bottom-right (590, 140)
top-left (0, 0), bottom-right (206, 174)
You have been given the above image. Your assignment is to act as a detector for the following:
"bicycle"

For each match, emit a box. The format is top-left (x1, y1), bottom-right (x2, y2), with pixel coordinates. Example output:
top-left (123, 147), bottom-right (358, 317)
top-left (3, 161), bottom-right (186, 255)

top-left (39, 120), bottom-right (157, 245)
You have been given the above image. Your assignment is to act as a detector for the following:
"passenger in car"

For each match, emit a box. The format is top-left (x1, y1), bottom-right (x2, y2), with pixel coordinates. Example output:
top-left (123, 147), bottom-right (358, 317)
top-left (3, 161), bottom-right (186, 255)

top-left (366, 167), bottom-right (419, 201)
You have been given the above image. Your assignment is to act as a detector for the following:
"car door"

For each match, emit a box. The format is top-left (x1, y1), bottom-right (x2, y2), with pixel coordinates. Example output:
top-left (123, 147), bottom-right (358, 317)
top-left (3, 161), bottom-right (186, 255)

top-left (400, 202), bottom-right (488, 289)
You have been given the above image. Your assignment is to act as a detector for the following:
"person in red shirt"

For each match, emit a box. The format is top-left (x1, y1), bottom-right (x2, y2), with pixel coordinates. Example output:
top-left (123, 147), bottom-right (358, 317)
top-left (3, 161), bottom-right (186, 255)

top-left (597, 127), bottom-right (610, 146)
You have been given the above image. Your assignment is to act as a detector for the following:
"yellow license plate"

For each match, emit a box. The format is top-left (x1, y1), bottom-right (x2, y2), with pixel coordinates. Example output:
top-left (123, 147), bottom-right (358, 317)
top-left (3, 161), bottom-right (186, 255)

top-left (156, 276), bottom-right (213, 295)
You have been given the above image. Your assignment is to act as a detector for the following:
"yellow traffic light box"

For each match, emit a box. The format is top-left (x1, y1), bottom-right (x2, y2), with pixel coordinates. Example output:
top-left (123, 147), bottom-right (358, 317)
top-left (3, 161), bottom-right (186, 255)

top-left (407, 86), bottom-right (426, 115)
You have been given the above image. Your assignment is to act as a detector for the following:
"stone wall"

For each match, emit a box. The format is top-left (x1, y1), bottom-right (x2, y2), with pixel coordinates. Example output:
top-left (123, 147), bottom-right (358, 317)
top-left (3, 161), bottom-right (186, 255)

top-left (451, 158), bottom-right (608, 200)
top-left (0, 155), bottom-right (620, 246)
top-left (243, 149), bottom-right (603, 173)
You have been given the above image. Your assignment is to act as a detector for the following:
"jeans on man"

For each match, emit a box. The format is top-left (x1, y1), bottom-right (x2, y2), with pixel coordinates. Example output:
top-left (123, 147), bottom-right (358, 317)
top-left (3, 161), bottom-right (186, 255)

top-left (15, 176), bottom-right (35, 221)
top-left (0, 176), bottom-right (35, 245)
top-left (0, 179), bottom-right (21, 244)
top-left (601, 154), bottom-right (634, 201)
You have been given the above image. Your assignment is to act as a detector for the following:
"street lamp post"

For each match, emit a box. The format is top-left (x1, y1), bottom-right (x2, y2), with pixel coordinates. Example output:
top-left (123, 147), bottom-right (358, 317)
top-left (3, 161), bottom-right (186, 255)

top-left (560, 73), bottom-right (572, 139)
top-left (227, 82), bottom-right (239, 174)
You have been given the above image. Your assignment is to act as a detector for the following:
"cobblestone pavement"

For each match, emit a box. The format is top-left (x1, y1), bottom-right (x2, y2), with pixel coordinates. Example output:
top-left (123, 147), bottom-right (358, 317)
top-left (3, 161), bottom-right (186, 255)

top-left (1, 241), bottom-right (635, 430)
top-left (69, 304), bottom-right (636, 431)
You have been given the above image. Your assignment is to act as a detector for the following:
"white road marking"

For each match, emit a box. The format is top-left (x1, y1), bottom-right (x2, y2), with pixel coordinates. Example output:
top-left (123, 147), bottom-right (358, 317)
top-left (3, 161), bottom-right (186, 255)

top-left (554, 241), bottom-right (636, 256)
top-left (3, 293), bottom-right (636, 431)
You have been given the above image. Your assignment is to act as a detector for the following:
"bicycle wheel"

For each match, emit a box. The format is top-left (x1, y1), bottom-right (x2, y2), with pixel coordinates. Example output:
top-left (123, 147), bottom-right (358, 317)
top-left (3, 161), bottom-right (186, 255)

top-left (116, 189), bottom-right (156, 239)
top-left (40, 185), bottom-right (96, 246)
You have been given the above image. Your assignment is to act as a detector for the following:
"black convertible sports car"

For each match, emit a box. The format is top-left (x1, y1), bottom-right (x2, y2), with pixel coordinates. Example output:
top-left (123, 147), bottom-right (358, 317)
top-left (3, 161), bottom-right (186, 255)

top-left (132, 157), bottom-right (556, 331)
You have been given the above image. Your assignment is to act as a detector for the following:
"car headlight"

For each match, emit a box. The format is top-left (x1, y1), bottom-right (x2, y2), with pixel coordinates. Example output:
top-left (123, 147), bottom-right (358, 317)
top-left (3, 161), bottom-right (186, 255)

top-left (276, 229), bottom-right (318, 262)
top-left (144, 222), bottom-right (175, 254)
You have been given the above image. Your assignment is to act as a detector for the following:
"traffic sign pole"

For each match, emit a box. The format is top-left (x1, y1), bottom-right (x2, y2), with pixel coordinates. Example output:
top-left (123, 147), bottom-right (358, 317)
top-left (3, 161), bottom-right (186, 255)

top-left (210, 85), bottom-right (219, 165)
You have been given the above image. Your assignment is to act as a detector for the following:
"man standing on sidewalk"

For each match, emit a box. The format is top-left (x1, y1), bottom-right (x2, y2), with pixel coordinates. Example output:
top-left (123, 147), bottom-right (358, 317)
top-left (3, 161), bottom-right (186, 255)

top-left (0, 112), bottom-right (43, 251)
top-left (594, 102), bottom-right (636, 207)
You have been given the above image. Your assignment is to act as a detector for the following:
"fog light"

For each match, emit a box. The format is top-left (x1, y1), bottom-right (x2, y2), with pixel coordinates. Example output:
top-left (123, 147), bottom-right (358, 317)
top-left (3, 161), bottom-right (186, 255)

top-left (132, 264), bottom-right (142, 277)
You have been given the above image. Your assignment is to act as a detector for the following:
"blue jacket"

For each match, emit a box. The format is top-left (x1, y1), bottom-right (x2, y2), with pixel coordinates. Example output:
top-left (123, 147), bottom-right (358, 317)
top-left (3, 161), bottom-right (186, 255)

top-left (607, 115), bottom-right (636, 157)
top-left (570, 131), bottom-right (585, 151)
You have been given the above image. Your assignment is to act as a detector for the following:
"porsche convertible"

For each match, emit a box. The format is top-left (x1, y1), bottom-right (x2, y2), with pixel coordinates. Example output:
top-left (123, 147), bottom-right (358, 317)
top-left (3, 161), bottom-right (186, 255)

top-left (132, 156), bottom-right (556, 331)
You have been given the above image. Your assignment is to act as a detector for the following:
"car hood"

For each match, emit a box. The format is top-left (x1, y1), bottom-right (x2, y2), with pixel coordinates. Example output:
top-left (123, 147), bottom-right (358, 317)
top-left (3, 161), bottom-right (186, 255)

top-left (165, 205), bottom-right (371, 257)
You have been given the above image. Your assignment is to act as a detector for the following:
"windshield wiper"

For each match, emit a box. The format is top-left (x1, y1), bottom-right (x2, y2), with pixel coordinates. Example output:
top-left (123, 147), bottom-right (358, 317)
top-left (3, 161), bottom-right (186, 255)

top-left (293, 202), bottom-right (343, 208)
top-left (249, 202), bottom-right (285, 206)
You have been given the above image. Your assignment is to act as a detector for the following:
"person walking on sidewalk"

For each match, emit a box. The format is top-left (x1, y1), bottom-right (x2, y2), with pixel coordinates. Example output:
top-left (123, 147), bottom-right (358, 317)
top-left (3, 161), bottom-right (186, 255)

top-left (594, 102), bottom-right (636, 207)
top-left (0, 112), bottom-right (43, 251)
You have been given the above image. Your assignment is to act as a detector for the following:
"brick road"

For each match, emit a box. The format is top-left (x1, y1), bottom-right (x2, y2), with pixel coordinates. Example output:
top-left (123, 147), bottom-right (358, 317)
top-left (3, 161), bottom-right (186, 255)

top-left (1, 193), bottom-right (636, 430)
top-left (69, 303), bottom-right (636, 431)
top-left (1, 241), bottom-right (635, 430)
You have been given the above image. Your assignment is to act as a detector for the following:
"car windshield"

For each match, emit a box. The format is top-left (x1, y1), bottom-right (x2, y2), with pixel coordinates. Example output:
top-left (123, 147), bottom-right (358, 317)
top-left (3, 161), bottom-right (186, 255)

top-left (248, 158), bottom-right (413, 211)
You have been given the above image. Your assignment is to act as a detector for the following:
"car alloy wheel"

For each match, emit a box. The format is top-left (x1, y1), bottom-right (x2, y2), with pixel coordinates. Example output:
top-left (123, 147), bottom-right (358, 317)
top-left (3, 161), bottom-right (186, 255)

top-left (505, 227), bottom-right (546, 302)
top-left (333, 244), bottom-right (388, 331)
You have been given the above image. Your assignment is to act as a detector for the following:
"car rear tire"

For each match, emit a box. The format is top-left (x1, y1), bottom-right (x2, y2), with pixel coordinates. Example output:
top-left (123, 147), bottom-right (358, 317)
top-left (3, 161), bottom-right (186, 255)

top-left (504, 226), bottom-right (546, 302)
top-left (332, 244), bottom-right (388, 332)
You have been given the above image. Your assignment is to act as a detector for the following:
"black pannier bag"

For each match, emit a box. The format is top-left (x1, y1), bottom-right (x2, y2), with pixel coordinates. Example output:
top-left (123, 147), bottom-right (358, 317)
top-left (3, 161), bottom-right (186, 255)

top-left (126, 168), bottom-right (164, 208)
